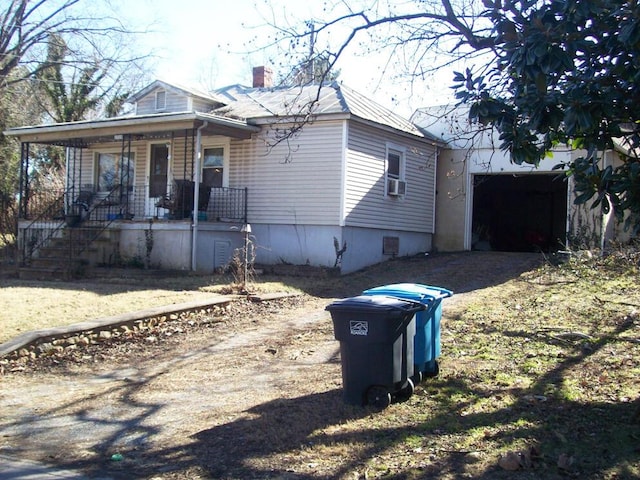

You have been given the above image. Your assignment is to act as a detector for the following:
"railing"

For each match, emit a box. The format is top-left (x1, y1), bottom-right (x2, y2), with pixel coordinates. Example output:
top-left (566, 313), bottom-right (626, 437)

top-left (121, 184), bottom-right (247, 223)
top-left (22, 183), bottom-right (248, 224)
top-left (19, 183), bottom-right (248, 266)
top-left (19, 185), bottom-right (123, 266)
top-left (20, 189), bottom-right (67, 266)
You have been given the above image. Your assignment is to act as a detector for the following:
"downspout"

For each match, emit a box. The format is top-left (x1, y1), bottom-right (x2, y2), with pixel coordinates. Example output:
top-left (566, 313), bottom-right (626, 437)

top-left (191, 121), bottom-right (208, 271)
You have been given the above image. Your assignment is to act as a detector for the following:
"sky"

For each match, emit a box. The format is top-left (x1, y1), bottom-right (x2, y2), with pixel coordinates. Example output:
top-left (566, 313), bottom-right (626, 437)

top-left (118, 0), bottom-right (457, 117)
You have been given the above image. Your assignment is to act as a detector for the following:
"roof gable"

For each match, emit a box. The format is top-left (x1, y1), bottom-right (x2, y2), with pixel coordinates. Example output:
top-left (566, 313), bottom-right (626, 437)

top-left (127, 80), bottom-right (226, 108)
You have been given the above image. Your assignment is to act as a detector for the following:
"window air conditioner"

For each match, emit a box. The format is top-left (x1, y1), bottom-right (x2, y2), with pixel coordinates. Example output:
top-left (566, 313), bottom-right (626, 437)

top-left (388, 178), bottom-right (406, 196)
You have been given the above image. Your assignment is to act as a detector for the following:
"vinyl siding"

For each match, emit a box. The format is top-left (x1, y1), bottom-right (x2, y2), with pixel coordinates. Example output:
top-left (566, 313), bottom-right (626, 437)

top-left (169, 132), bottom-right (197, 180)
top-left (135, 88), bottom-right (190, 114)
top-left (344, 122), bottom-right (436, 233)
top-left (228, 120), bottom-right (345, 225)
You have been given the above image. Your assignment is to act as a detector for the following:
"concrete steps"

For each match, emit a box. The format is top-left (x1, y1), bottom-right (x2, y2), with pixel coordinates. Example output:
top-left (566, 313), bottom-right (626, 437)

top-left (19, 226), bottom-right (120, 280)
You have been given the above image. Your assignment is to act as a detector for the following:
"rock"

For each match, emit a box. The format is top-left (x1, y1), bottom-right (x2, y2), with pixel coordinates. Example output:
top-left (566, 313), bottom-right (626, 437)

top-left (36, 343), bottom-right (53, 355)
top-left (98, 330), bottom-right (112, 341)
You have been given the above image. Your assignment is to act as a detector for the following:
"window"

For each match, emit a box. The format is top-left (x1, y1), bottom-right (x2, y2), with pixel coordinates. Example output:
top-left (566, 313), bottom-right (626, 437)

top-left (386, 146), bottom-right (406, 196)
top-left (96, 152), bottom-right (135, 192)
top-left (155, 90), bottom-right (166, 110)
top-left (202, 147), bottom-right (225, 188)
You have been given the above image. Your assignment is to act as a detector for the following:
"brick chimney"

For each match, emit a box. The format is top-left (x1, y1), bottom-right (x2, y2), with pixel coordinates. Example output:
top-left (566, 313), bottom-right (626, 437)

top-left (252, 66), bottom-right (273, 88)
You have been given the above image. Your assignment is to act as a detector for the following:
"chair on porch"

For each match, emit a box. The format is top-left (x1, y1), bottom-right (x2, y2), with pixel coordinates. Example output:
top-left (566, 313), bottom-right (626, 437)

top-left (156, 180), bottom-right (212, 219)
top-left (72, 188), bottom-right (95, 212)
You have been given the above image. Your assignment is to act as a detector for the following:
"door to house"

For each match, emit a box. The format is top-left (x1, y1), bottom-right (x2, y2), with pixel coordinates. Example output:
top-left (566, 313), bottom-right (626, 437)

top-left (148, 144), bottom-right (169, 216)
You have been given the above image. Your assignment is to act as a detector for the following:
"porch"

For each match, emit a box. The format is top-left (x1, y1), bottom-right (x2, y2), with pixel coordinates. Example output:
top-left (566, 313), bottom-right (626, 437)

top-left (7, 111), bottom-right (259, 278)
top-left (17, 182), bottom-right (248, 278)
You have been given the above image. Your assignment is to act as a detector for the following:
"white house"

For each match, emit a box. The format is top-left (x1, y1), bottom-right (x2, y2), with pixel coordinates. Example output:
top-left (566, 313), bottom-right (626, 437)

top-left (6, 67), bottom-right (444, 277)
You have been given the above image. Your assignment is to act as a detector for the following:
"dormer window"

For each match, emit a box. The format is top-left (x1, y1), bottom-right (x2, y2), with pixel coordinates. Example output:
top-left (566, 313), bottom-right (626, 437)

top-left (155, 90), bottom-right (166, 111)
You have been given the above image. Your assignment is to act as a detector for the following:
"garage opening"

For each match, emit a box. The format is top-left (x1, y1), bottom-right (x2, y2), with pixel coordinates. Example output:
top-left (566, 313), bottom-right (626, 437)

top-left (472, 174), bottom-right (567, 252)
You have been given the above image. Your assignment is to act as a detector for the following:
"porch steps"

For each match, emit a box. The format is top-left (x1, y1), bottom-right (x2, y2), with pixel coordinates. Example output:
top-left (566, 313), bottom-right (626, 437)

top-left (19, 226), bottom-right (120, 281)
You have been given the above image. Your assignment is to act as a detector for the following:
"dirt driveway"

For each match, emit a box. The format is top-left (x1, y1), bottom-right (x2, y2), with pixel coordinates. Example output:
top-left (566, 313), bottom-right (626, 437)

top-left (0, 252), bottom-right (543, 479)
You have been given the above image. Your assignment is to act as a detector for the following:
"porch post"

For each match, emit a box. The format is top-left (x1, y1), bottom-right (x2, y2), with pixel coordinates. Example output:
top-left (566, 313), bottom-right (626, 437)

top-left (18, 142), bottom-right (29, 219)
top-left (191, 122), bottom-right (207, 271)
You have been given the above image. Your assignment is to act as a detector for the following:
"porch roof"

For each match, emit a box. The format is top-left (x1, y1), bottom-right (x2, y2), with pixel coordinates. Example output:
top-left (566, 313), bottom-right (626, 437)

top-left (3, 111), bottom-right (260, 146)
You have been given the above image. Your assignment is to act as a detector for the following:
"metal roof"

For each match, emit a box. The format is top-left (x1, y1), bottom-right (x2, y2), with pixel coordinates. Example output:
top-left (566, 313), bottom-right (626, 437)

top-left (4, 80), bottom-right (441, 144)
top-left (212, 82), bottom-right (442, 142)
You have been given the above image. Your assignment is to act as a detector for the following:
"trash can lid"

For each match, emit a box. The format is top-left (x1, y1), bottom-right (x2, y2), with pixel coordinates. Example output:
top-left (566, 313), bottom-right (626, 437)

top-left (326, 294), bottom-right (425, 314)
top-left (363, 283), bottom-right (453, 301)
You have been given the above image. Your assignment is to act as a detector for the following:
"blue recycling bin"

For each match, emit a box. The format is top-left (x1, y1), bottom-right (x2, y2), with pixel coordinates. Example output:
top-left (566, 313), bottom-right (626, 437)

top-left (362, 283), bottom-right (452, 380)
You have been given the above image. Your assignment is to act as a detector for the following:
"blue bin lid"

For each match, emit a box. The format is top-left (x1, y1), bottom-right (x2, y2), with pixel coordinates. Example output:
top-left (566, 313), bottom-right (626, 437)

top-left (326, 294), bottom-right (425, 314)
top-left (362, 283), bottom-right (453, 303)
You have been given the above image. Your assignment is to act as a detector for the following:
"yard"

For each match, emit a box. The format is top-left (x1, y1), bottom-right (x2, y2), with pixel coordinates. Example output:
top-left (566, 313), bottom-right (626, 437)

top-left (0, 250), bottom-right (639, 479)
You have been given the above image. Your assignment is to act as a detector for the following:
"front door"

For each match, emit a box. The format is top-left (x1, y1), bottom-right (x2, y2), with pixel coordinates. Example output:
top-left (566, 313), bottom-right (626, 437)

top-left (148, 144), bottom-right (169, 216)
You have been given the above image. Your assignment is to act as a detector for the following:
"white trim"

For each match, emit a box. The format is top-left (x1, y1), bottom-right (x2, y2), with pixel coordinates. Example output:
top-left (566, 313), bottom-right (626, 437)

top-left (340, 120), bottom-right (349, 227)
top-left (201, 137), bottom-right (231, 188)
top-left (464, 172), bottom-right (473, 250)
top-left (384, 142), bottom-right (406, 197)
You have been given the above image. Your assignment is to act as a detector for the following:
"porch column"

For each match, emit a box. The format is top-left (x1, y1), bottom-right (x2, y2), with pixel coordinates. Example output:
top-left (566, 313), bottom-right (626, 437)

top-left (191, 122), bottom-right (207, 271)
top-left (18, 142), bottom-right (29, 219)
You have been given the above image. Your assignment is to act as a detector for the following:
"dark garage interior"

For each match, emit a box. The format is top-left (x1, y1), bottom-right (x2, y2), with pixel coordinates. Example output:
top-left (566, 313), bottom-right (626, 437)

top-left (472, 174), bottom-right (568, 252)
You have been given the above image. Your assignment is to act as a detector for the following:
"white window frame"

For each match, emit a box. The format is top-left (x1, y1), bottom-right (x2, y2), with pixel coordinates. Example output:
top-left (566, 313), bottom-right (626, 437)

top-left (385, 143), bottom-right (406, 197)
top-left (201, 141), bottom-right (229, 188)
top-left (155, 90), bottom-right (166, 111)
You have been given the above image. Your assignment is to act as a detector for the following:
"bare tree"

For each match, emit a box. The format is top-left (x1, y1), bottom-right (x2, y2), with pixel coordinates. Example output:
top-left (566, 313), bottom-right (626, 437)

top-left (0, 0), bottom-right (151, 92)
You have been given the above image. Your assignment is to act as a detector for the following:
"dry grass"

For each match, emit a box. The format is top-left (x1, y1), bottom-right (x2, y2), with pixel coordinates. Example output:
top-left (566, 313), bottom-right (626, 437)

top-left (0, 272), bottom-right (306, 344)
top-left (1, 250), bottom-right (639, 479)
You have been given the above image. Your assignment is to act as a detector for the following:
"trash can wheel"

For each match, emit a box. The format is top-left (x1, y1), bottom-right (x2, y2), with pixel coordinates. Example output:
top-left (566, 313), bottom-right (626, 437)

top-left (366, 385), bottom-right (392, 409)
top-left (423, 360), bottom-right (440, 378)
top-left (393, 378), bottom-right (415, 403)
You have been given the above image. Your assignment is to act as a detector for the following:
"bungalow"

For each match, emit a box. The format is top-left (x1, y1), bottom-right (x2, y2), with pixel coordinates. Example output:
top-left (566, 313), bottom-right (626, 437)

top-left (5, 67), bottom-right (443, 278)
top-left (412, 105), bottom-right (634, 253)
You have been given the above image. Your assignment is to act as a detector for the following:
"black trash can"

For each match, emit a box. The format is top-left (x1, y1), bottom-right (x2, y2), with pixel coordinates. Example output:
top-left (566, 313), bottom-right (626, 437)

top-left (325, 295), bottom-right (425, 409)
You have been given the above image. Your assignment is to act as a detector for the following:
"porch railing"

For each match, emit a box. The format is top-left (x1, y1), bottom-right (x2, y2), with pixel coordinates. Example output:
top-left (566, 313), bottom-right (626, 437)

top-left (23, 183), bottom-right (248, 224)
top-left (19, 189), bottom-right (67, 266)
top-left (110, 184), bottom-right (248, 223)
top-left (20, 183), bottom-right (248, 266)
top-left (19, 185), bottom-right (123, 266)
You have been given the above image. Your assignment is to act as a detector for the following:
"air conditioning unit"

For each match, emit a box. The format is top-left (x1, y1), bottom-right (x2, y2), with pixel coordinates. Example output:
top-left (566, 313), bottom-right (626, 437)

top-left (388, 178), bottom-right (406, 196)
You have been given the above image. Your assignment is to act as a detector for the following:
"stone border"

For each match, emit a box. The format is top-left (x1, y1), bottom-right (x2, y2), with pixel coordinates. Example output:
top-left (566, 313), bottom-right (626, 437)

top-left (0, 295), bottom-right (237, 358)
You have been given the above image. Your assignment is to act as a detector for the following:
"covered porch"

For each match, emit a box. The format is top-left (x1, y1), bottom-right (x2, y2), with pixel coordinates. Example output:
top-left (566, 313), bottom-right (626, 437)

top-left (7, 112), bottom-right (260, 275)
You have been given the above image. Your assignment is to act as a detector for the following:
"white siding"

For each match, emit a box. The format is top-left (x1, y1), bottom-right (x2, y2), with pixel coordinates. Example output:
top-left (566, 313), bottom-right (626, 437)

top-left (228, 120), bottom-right (345, 225)
top-left (192, 97), bottom-right (215, 112)
top-left (135, 88), bottom-right (190, 114)
top-left (345, 122), bottom-right (436, 233)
